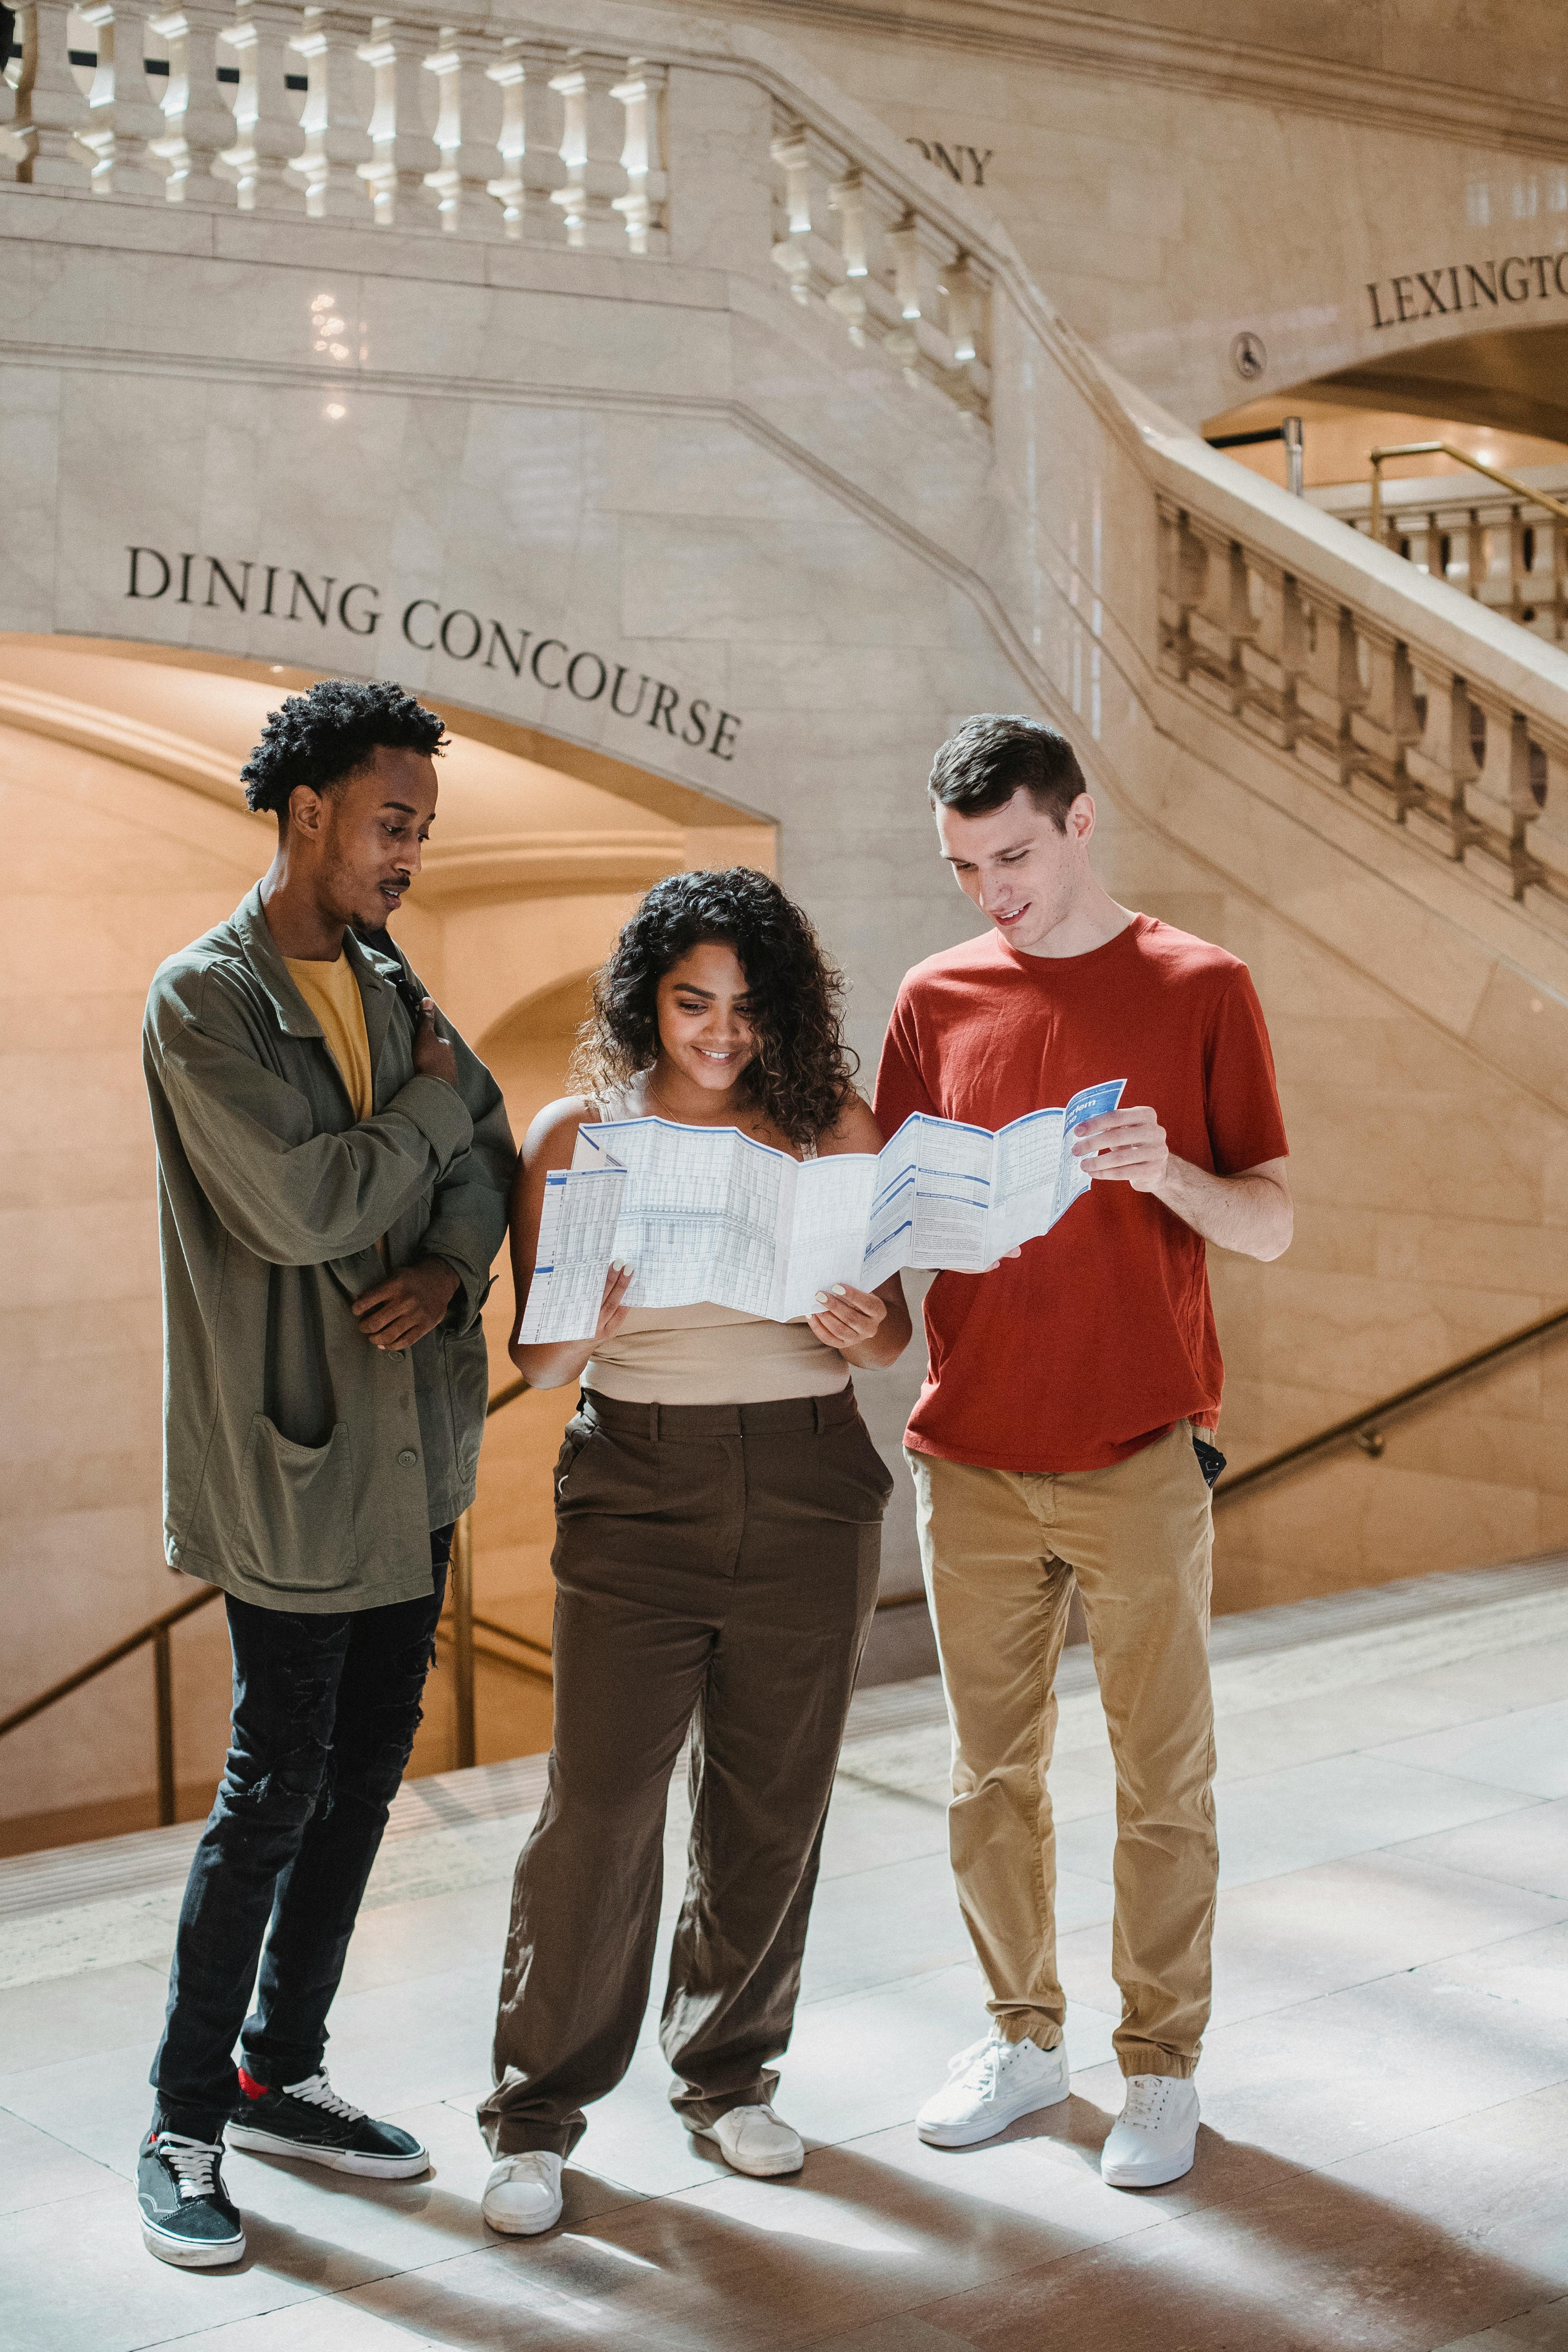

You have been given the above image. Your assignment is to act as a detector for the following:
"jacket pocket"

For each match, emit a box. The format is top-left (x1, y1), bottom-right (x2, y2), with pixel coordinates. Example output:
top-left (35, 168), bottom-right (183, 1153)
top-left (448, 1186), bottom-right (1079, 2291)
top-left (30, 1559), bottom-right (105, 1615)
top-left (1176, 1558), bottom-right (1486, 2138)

top-left (232, 1415), bottom-right (359, 1593)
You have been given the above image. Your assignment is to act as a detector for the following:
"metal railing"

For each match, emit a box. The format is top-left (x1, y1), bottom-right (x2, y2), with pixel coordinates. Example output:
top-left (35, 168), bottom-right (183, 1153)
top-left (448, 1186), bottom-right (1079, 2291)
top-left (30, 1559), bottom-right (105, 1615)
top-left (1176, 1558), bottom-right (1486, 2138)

top-left (1206, 416), bottom-right (1305, 498)
top-left (20, 1296), bottom-right (1562, 1819)
top-left (0, 1374), bottom-right (931, 1812)
top-left (0, 1580), bottom-right (222, 1825)
top-left (1367, 440), bottom-right (1568, 546)
top-left (1214, 1298), bottom-right (1568, 1506)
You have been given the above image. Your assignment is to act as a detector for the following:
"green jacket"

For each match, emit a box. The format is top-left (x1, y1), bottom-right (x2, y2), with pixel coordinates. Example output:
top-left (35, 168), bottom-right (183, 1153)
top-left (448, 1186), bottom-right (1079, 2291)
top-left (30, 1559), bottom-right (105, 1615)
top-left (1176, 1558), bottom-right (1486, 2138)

top-left (143, 887), bottom-right (516, 1613)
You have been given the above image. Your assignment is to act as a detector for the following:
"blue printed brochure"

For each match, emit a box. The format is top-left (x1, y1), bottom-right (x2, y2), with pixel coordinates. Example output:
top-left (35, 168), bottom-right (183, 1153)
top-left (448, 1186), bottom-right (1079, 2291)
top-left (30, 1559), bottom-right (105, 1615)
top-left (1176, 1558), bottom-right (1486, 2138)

top-left (518, 1080), bottom-right (1125, 1347)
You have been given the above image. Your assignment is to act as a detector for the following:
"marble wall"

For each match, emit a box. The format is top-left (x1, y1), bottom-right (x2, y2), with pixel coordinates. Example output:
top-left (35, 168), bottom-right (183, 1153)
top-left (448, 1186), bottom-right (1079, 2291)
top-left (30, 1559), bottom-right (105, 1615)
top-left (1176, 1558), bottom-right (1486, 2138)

top-left (713, 0), bottom-right (1568, 431)
top-left (7, 0), bottom-right (1568, 1836)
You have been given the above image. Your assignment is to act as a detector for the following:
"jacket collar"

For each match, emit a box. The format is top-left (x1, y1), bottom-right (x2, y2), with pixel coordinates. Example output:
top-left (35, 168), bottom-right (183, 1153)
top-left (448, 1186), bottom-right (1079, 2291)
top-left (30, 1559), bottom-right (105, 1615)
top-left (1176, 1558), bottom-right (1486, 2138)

top-left (232, 886), bottom-right (399, 1062)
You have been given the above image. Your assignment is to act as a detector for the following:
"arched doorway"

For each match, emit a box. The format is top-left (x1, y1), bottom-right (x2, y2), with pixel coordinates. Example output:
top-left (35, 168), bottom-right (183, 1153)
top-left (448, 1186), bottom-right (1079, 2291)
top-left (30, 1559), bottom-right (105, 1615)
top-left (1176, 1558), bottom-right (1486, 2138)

top-left (0, 633), bottom-right (775, 1848)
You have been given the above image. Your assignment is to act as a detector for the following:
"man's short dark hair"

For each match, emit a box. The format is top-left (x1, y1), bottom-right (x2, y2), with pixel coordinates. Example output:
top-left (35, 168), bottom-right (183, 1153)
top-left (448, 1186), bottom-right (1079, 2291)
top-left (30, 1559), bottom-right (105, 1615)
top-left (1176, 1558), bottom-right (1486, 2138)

top-left (928, 714), bottom-right (1087, 831)
top-left (241, 679), bottom-right (448, 819)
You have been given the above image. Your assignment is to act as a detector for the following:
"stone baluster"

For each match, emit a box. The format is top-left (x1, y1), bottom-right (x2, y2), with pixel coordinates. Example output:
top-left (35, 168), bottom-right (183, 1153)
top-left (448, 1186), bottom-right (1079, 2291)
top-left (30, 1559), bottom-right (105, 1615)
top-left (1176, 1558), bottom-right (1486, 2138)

top-left (217, 0), bottom-right (304, 212)
top-left (1155, 498), bottom-right (1206, 684)
top-left (1183, 526), bottom-right (1254, 715)
top-left (421, 28), bottom-right (498, 235)
top-left (1463, 506), bottom-right (1487, 600)
top-left (72, 1), bottom-right (162, 193)
top-left (824, 168), bottom-right (868, 340)
top-left (883, 208), bottom-right (951, 372)
top-left (145, 5), bottom-right (233, 203)
top-left (1528, 736), bottom-right (1568, 884)
top-left (1237, 559), bottom-right (1303, 751)
top-left (769, 123), bottom-right (814, 302)
top-left (483, 35), bottom-right (525, 235)
top-left (287, 6), bottom-right (369, 220)
top-left (1405, 667), bottom-right (1483, 863)
top-left (3, 0), bottom-right (89, 184)
top-left (1508, 505), bottom-right (1531, 623)
top-left (611, 55), bottom-right (664, 254)
top-left (941, 253), bottom-right (986, 366)
top-left (1295, 600), bottom-right (1364, 791)
top-left (1467, 690), bottom-right (1546, 899)
top-left (548, 52), bottom-right (626, 249)
top-left (356, 14), bottom-right (435, 228)
top-left (1347, 626), bottom-right (1424, 819)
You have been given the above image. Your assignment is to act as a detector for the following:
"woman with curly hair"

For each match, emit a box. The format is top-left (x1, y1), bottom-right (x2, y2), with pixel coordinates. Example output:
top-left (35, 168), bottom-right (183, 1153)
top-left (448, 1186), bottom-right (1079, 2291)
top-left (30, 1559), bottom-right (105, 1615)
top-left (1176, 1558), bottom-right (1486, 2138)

top-left (478, 868), bottom-right (911, 2234)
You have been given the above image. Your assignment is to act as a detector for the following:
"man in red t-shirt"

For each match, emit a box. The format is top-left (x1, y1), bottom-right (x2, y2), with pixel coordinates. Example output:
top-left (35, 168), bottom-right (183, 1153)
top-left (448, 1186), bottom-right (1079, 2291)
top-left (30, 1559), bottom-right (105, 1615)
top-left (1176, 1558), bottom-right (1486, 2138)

top-left (874, 713), bottom-right (1290, 2190)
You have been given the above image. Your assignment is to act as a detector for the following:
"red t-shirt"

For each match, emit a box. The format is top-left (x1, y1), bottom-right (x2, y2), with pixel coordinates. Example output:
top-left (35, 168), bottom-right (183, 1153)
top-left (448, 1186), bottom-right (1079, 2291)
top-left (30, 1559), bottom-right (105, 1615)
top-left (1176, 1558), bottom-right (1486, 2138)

top-left (873, 915), bottom-right (1288, 1473)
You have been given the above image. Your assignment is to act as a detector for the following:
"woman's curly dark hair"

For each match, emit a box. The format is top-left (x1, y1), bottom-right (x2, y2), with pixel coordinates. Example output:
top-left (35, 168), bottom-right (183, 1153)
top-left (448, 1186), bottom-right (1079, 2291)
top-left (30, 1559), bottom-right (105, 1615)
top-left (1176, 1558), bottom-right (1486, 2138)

top-left (569, 869), bottom-right (859, 1151)
top-left (241, 680), bottom-right (447, 817)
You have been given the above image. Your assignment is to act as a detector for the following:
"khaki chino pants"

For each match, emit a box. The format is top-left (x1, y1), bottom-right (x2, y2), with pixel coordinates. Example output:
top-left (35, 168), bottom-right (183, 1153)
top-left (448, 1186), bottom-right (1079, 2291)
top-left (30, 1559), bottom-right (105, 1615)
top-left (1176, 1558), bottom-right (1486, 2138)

top-left (480, 1386), bottom-right (890, 2159)
top-left (910, 1421), bottom-right (1217, 2079)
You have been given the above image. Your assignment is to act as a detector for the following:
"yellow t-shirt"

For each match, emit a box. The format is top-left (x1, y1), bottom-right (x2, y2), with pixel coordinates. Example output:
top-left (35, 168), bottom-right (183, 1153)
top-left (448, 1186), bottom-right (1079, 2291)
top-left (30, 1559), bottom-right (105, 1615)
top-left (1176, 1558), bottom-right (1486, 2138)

top-left (285, 951), bottom-right (375, 1120)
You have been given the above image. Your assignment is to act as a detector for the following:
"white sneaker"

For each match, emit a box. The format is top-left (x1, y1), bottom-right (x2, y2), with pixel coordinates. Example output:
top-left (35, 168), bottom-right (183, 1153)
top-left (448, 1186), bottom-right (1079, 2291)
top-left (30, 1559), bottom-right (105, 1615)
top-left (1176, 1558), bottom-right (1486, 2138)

top-left (916, 2031), bottom-right (1069, 2148)
top-left (696, 2102), bottom-right (805, 2178)
top-left (1100, 2074), bottom-right (1199, 2187)
top-left (481, 2152), bottom-right (564, 2235)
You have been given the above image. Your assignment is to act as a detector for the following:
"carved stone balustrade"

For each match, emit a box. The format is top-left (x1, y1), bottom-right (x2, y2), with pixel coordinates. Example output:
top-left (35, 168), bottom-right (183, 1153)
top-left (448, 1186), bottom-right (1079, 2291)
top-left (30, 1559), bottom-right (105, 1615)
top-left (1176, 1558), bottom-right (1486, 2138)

top-left (1328, 478), bottom-right (1568, 648)
top-left (547, 50), bottom-right (627, 250)
top-left (1157, 493), bottom-right (1568, 924)
top-left (145, 5), bottom-right (236, 206)
top-left (73, 0), bottom-right (165, 195)
top-left (768, 108), bottom-right (992, 419)
top-left (287, 7), bottom-right (371, 220)
top-left (4, 0), bottom-right (86, 184)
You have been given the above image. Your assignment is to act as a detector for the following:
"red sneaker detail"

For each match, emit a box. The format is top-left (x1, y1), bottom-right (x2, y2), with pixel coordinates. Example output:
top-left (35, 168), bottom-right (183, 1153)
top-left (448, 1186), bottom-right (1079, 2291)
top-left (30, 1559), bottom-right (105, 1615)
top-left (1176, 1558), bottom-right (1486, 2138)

top-left (236, 2067), bottom-right (268, 2103)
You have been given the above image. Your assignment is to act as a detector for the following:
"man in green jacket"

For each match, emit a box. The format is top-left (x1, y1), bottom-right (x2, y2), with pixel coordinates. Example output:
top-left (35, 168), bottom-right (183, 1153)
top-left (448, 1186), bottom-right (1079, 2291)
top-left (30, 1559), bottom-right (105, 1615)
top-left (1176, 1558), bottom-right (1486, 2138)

top-left (135, 680), bottom-right (515, 2270)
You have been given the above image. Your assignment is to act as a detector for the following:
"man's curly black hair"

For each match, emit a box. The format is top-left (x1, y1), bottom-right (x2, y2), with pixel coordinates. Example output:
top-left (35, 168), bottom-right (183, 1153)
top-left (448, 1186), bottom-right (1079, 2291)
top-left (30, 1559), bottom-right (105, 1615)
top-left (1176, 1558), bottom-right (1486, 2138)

top-left (569, 868), bottom-right (859, 1151)
top-left (240, 679), bottom-right (448, 819)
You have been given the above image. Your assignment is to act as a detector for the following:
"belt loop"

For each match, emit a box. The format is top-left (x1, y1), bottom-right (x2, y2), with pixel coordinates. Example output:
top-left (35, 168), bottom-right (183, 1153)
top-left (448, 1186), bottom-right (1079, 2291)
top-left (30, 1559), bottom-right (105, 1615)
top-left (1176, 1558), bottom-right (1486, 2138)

top-left (647, 1401), bottom-right (659, 1444)
top-left (812, 1397), bottom-right (823, 1434)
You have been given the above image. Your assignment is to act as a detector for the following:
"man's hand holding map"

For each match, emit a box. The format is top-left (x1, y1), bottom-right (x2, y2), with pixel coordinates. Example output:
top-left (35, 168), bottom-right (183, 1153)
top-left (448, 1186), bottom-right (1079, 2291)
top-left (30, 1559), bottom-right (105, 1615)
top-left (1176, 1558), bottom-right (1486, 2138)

top-left (517, 1081), bottom-right (1125, 1345)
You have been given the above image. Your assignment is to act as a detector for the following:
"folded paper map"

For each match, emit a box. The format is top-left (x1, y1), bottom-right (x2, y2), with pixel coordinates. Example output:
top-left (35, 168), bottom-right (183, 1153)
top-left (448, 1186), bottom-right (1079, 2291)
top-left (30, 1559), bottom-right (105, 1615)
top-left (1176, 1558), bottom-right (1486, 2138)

top-left (517, 1081), bottom-right (1125, 1346)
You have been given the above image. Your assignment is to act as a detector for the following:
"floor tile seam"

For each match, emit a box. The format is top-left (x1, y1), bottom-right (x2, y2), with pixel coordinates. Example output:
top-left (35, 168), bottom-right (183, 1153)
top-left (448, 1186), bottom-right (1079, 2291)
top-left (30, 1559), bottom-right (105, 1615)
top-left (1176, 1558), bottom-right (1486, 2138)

top-left (1206, 1741), bottom-right (1554, 1803)
top-left (127, 2275), bottom-right (378, 2352)
top-left (1315, 2079), bottom-right (1568, 2188)
top-left (0, 2094), bottom-right (135, 2187)
top-left (1197, 1926), bottom-right (1568, 2039)
top-left (1210, 1692), bottom-right (1546, 1767)
top-left (1375, 1834), bottom-right (1568, 1896)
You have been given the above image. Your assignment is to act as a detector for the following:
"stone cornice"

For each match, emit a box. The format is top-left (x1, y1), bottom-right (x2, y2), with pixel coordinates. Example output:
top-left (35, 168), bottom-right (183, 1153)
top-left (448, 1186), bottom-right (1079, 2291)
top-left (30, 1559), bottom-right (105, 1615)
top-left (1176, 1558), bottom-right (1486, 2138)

top-left (657, 0), bottom-right (1568, 163)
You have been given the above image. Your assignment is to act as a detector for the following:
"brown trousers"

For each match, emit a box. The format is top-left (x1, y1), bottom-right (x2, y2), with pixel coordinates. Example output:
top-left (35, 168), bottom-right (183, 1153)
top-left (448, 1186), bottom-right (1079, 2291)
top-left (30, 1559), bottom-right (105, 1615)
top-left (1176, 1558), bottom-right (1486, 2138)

top-left (480, 1386), bottom-right (890, 2159)
top-left (910, 1422), bottom-right (1217, 2079)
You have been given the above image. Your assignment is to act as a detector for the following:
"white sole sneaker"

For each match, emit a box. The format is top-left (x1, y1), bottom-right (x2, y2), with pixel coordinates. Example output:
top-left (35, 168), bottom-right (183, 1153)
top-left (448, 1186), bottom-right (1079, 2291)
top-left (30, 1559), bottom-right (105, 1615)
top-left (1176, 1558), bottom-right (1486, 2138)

top-left (482, 2154), bottom-right (565, 2236)
top-left (1100, 2134), bottom-right (1197, 2189)
top-left (140, 2217), bottom-right (246, 2268)
top-left (694, 2130), bottom-right (803, 2178)
top-left (917, 2041), bottom-right (1072, 2149)
top-left (1099, 2076), bottom-right (1200, 2188)
top-left (226, 2124), bottom-right (429, 2179)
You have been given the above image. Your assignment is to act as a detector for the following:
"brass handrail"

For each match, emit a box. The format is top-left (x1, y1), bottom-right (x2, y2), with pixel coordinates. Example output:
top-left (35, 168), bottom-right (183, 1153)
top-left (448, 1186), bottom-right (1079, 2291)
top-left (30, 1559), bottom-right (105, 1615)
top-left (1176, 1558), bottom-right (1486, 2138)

top-left (0, 1375), bottom-right (526, 1819)
top-left (1215, 1298), bottom-right (1568, 1507)
top-left (1367, 440), bottom-right (1568, 542)
top-left (0, 1582), bottom-right (222, 1823)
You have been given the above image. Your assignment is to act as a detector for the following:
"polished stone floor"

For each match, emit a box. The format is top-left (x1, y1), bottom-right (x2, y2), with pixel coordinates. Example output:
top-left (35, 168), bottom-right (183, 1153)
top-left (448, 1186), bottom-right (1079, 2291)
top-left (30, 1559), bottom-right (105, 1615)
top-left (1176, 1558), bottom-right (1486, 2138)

top-left (4, 1561), bottom-right (1568, 2352)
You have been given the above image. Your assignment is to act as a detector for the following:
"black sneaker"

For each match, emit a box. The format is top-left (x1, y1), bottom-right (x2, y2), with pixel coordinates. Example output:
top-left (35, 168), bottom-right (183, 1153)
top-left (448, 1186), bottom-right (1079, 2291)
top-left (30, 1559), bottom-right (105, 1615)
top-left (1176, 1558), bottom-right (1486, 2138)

top-left (137, 2126), bottom-right (246, 2268)
top-left (228, 2067), bottom-right (429, 2177)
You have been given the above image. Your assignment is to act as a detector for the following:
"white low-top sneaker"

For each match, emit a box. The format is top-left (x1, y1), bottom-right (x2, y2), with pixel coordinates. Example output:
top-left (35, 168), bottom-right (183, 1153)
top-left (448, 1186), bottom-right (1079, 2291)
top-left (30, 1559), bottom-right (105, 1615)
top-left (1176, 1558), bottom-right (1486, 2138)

top-left (1100, 2074), bottom-right (1200, 2188)
top-left (696, 2103), bottom-right (805, 2178)
top-left (481, 2151), bottom-right (564, 2235)
top-left (916, 2031), bottom-right (1069, 2148)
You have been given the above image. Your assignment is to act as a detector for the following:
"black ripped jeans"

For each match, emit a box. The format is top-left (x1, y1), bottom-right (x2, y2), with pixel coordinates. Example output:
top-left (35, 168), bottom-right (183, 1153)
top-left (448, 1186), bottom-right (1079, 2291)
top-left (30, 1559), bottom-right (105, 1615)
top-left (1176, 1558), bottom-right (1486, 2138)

top-left (150, 1529), bottom-right (451, 2142)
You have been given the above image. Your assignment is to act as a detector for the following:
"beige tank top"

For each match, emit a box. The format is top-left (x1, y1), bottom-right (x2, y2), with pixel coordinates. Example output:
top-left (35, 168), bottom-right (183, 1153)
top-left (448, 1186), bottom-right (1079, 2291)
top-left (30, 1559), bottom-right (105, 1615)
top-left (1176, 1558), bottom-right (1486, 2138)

top-left (582, 1077), bottom-right (851, 1405)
